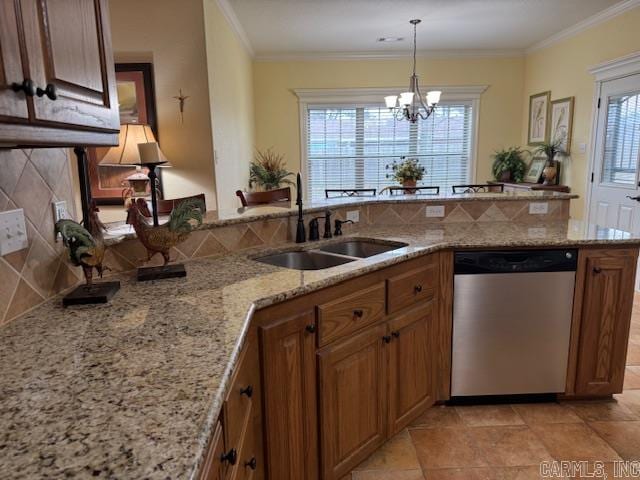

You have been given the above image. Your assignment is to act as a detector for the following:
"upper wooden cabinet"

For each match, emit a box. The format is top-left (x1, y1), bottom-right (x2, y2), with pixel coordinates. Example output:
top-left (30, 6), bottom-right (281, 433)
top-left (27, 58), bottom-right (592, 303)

top-left (0, 0), bottom-right (119, 147)
top-left (574, 248), bottom-right (638, 396)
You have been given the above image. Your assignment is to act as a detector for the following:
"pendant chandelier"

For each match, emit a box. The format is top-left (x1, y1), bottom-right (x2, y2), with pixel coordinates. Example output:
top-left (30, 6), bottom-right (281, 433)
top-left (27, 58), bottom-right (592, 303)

top-left (384, 19), bottom-right (441, 123)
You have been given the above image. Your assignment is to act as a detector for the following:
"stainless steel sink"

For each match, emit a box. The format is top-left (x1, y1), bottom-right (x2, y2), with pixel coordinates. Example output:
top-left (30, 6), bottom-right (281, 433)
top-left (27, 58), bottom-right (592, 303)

top-left (254, 251), bottom-right (355, 270)
top-left (318, 240), bottom-right (408, 258)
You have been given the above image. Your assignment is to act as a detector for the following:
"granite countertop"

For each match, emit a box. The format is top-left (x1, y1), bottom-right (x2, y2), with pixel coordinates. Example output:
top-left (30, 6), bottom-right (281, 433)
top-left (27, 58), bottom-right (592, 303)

top-left (1, 219), bottom-right (635, 479)
top-left (103, 190), bottom-right (578, 242)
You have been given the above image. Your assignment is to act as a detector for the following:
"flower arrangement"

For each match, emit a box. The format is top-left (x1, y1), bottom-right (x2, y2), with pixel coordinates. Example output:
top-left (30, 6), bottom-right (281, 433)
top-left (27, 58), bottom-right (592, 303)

top-left (491, 147), bottom-right (527, 183)
top-left (386, 157), bottom-right (426, 185)
top-left (249, 148), bottom-right (294, 190)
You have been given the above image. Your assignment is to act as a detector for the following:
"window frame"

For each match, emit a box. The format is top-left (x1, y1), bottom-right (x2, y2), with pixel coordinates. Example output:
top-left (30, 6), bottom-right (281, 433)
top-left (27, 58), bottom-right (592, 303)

top-left (296, 86), bottom-right (486, 201)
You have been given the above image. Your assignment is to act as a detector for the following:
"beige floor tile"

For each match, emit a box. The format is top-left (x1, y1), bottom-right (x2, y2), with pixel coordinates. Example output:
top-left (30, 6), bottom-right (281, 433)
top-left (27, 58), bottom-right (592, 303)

top-left (456, 405), bottom-right (524, 427)
top-left (624, 367), bottom-right (640, 390)
top-left (588, 421), bottom-right (640, 461)
top-left (424, 466), bottom-right (544, 480)
top-left (352, 470), bottom-right (425, 480)
top-left (469, 426), bottom-right (553, 467)
top-left (616, 389), bottom-right (640, 416)
top-left (512, 403), bottom-right (583, 425)
top-left (410, 427), bottom-right (487, 469)
top-left (565, 399), bottom-right (638, 422)
top-left (529, 423), bottom-right (621, 462)
top-left (410, 405), bottom-right (464, 429)
top-left (353, 430), bottom-right (421, 472)
top-left (627, 343), bottom-right (640, 366)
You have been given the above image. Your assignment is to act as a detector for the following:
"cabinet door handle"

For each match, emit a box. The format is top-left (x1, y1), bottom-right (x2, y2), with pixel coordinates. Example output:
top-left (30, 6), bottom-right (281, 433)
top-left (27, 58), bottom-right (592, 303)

top-left (414, 284), bottom-right (423, 294)
top-left (240, 385), bottom-right (253, 398)
top-left (593, 266), bottom-right (602, 274)
top-left (382, 335), bottom-right (392, 344)
top-left (245, 457), bottom-right (257, 470)
top-left (36, 83), bottom-right (57, 100)
top-left (305, 324), bottom-right (316, 333)
top-left (221, 448), bottom-right (237, 465)
top-left (11, 79), bottom-right (35, 97)
top-left (353, 309), bottom-right (364, 318)
top-left (391, 331), bottom-right (400, 339)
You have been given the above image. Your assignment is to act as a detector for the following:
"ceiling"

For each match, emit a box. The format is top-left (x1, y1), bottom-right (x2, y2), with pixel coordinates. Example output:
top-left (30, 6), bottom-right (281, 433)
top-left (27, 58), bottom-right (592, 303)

top-left (225, 0), bottom-right (625, 58)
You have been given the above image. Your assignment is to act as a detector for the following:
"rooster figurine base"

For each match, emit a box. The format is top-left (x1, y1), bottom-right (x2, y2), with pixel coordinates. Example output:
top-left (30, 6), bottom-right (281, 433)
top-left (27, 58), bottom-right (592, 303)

top-left (137, 263), bottom-right (186, 282)
top-left (62, 282), bottom-right (121, 307)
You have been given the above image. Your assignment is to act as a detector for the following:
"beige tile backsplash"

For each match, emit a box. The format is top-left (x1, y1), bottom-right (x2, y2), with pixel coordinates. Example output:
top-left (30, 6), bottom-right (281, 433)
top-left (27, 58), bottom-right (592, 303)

top-left (0, 150), bottom-right (571, 327)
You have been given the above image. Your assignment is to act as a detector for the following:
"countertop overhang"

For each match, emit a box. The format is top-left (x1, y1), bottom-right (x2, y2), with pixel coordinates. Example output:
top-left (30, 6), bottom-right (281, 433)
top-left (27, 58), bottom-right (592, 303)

top-left (0, 219), bottom-right (635, 479)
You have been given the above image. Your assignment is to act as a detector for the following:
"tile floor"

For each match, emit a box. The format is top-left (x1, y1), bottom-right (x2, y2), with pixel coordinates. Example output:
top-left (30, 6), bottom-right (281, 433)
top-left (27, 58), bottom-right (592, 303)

top-left (349, 295), bottom-right (640, 479)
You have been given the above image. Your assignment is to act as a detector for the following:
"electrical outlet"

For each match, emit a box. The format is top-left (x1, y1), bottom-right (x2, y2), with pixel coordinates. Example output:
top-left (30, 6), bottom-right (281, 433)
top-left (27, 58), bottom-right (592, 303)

top-left (529, 202), bottom-right (549, 215)
top-left (0, 209), bottom-right (28, 255)
top-left (52, 201), bottom-right (69, 223)
top-left (528, 227), bottom-right (547, 238)
top-left (425, 205), bottom-right (445, 217)
top-left (346, 210), bottom-right (359, 222)
top-left (578, 142), bottom-right (587, 154)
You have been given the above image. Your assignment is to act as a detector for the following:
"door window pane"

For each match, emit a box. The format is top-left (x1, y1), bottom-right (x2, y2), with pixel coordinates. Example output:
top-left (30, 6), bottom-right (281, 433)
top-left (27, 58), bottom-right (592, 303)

top-left (601, 92), bottom-right (640, 185)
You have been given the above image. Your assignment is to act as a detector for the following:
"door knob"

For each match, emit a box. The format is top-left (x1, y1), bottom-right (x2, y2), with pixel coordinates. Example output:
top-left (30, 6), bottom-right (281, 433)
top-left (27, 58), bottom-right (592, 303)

top-left (414, 284), bottom-right (423, 293)
top-left (221, 448), bottom-right (237, 465)
top-left (305, 324), bottom-right (316, 333)
top-left (382, 335), bottom-right (392, 344)
top-left (391, 331), bottom-right (400, 339)
top-left (36, 83), bottom-right (57, 100)
top-left (593, 266), bottom-right (602, 274)
top-left (245, 457), bottom-right (257, 470)
top-left (240, 385), bottom-right (253, 398)
top-left (626, 196), bottom-right (640, 202)
top-left (11, 79), bottom-right (35, 97)
top-left (353, 309), bottom-right (364, 318)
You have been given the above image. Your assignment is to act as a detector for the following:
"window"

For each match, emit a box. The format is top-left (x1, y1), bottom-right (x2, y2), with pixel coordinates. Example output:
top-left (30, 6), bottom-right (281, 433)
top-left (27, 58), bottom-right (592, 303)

top-left (300, 90), bottom-right (480, 201)
top-left (601, 92), bottom-right (640, 185)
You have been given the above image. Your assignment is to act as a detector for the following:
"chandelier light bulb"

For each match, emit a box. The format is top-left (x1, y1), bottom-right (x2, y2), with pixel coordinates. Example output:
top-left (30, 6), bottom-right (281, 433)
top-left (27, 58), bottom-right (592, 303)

top-left (426, 91), bottom-right (442, 106)
top-left (399, 92), bottom-right (414, 106)
top-left (385, 95), bottom-right (398, 108)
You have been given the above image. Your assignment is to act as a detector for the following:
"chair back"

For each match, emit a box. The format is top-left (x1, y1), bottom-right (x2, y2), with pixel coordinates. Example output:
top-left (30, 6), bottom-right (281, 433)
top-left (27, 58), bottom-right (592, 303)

top-left (325, 188), bottom-right (376, 198)
top-left (236, 187), bottom-right (291, 207)
top-left (452, 184), bottom-right (504, 194)
top-left (388, 186), bottom-right (440, 195)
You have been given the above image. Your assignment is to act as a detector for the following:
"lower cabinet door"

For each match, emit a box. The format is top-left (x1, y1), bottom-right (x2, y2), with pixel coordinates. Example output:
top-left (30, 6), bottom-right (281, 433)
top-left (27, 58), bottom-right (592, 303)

top-left (388, 302), bottom-right (435, 434)
top-left (200, 422), bottom-right (227, 480)
top-left (318, 324), bottom-right (388, 480)
top-left (575, 249), bottom-right (638, 395)
top-left (260, 311), bottom-right (318, 480)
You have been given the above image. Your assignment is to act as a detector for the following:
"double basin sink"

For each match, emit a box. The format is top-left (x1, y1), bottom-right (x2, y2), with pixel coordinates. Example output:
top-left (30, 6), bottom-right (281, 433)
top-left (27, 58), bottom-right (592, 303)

top-left (254, 240), bottom-right (408, 270)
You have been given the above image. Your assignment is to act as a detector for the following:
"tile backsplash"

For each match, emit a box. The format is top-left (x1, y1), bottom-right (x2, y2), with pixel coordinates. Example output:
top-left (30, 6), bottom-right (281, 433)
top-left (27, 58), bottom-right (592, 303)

top-left (0, 148), bottom-right (81, 325)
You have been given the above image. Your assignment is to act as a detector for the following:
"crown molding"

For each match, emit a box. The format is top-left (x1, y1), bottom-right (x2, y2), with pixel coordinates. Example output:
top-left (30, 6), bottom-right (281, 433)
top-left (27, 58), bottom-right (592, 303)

top-left (214, 0), bottom-right (254, 56)
top-left (254, 49), bottom-right (524, 62)
top-left (589, 50), bottom-right (640, 80)
top-left (526, 0), bottom-right (640, 54)
top-left (294, 85), bottom-right (489, 104)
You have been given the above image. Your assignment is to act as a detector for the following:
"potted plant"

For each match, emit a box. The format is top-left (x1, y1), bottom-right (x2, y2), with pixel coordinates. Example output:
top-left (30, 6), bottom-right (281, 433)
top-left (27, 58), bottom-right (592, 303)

top-left (491, 147), bottom-right (527, 183)
top-left (533, 139), bottom-right (567, 185)
top-left (387, 157), bottom-right (425, 193)
top-left (249, 148), bottom-right (294, 191)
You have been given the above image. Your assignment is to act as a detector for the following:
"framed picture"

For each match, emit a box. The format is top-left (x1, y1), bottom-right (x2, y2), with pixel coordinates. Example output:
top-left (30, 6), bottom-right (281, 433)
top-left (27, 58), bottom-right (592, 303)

top-left (528, 91), bottom-right (551, 145)
top-left (550, 97), bottom-right (574, 154)
top-left (87, 63), bottom-right (161, 205)
top-left (524, 157), bottom-right (547, 183)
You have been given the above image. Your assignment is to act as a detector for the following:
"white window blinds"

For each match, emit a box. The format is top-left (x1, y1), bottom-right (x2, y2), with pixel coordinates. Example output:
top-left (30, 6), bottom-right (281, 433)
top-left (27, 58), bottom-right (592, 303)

top-left (601, 92), bottom-right (640, 186)
top-left (305, 102), bottom-right (474, 200)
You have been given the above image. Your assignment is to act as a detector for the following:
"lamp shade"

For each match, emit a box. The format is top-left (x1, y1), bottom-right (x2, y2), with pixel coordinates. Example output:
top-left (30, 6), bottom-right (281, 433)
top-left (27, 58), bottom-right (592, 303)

top-left (137, 142), bottom-right (169, 166)
top-left (99, 124), bottom-right (158, 166)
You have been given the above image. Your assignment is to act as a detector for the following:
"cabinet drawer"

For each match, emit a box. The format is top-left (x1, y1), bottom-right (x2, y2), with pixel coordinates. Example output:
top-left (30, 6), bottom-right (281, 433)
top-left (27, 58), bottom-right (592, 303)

top-left (230, 414), bottom-right (259, 480)
top-left (317, 282), bottom-right (386, 347)
top-left (387, 261), bottom-right (437, 314)
top-left (223, 340), bottom-right (259, 454)
top-left (200, 421), bottom-right (226, 480)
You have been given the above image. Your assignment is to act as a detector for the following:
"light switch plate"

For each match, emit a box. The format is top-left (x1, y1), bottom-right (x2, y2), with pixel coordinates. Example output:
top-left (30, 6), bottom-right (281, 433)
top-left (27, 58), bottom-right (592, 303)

top-left (52, 201), bottom-right (69, 223)
top-left (0, 208), bottom-right (28, 255)
top-left (346, 210), bottom-right (359, 222)
top-left (425, 205), bottom-right (445, 217)
top-left (529, 202), bottom-right (549, 215)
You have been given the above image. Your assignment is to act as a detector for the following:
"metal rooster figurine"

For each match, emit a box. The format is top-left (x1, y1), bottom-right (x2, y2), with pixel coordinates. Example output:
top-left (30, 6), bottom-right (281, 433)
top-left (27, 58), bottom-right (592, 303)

top-left (127, 197), bottom-right (204, 271)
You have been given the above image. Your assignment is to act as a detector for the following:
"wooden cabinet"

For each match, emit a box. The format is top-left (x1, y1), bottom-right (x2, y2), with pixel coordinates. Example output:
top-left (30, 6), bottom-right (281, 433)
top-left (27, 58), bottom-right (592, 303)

top-left (388, 303), bottom-right (435, 434)
top-left (318, 324), bottom-right (388, 480)
top-left (200, 422), bottom-right (227, 480)
top-left (260, 311), bottom-right (318, 480)
top-left (0, 0), bottom-right (119, 147)
top-left (573, 248), bottom-right (638, 396)
top-left (387, 259), bottom-right (437, 314)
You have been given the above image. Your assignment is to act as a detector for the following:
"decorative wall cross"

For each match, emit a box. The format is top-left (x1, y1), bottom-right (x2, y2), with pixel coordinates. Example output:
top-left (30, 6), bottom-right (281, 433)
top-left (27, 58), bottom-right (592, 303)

top-left (173, 89), bottom-right (190, 124)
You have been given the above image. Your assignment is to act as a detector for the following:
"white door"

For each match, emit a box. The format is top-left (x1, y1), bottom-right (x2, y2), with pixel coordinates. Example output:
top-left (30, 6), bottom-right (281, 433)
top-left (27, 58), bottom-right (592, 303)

top-left (588, 74), bottom-right (640, 233)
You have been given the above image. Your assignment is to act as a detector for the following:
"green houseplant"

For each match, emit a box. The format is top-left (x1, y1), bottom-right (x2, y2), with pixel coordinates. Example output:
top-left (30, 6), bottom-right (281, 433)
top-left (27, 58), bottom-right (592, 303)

top-left (387, 157), bottom-right (425, 193)
top-left (249, 148), bottom-right (294, 191)
top-left (533, 138), bottom-right (567, 185)
top-left (491, 147), bottom-right (527, 183)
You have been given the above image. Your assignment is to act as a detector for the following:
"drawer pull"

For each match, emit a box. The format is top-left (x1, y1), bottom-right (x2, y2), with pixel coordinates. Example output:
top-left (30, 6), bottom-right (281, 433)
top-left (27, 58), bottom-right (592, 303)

top-left (305, 324), bottom-right (316, 333)
top-left (36, 83), bottom-right (57, 100)
top-left (593, 266), bottom-right (602, 274)
top-left (414, 284), bottom-right (423, 294)
top-left (11, 78), bottom-right (35, 97)
top-left (382, 335), bottom-right (392, 344)
top-left (245, 457), bottom-right (257, 470)
top-left (240, 385), bottom-right (253, 398)
top-left (391, 330), bottom-right (400, 339)
top-left (221, 448), bottom-right (237, 465)
top-left (353, 309), bottom-right (364, 318)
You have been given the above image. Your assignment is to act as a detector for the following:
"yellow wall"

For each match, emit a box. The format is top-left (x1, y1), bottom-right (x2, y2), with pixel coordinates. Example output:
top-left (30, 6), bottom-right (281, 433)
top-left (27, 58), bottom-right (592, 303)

top-left (522, 6), bottom-right (640, 219)
top-left (107, 0), bottom-right (217, 221)
top-left (253, 57), bottom-right (526, 193)
top-left (203, 0), bottom-right (255, 211)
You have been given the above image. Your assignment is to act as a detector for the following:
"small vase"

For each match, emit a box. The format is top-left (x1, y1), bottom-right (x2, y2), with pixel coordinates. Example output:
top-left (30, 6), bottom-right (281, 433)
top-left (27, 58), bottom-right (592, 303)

top-left (542, 165), bottom-right (557, 185)
top-left (402, 179), bottom-right (417, 194)
top-left (499, 171), bottom-right (512, 182)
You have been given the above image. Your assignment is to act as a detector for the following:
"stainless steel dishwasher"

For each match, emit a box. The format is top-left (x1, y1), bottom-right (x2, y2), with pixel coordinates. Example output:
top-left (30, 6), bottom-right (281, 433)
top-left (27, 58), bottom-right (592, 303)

top-left (451, 249), bottom-right (577, 397)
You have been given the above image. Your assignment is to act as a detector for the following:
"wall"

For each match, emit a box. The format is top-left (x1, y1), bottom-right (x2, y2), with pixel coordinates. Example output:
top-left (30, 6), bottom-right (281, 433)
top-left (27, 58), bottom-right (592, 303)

top-left (253, 56), bottom-right (525, 195)
top-left (203, 0), bottom-right (255, 211)
top-left (107, 0), bottom-right (217, 221)
top-left (0, 149), bottom-right (82, 325)
top-left (521, 6), bottom-right (640, 219)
